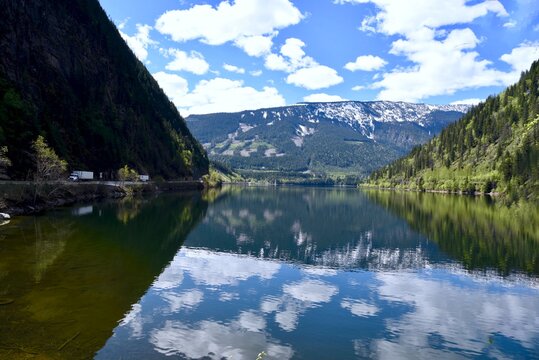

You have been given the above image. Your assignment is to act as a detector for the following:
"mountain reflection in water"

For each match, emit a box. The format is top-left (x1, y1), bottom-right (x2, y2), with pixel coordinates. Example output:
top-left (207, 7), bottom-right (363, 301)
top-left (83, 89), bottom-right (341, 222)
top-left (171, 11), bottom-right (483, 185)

top-left (97, 187), bottom-right (539, 359)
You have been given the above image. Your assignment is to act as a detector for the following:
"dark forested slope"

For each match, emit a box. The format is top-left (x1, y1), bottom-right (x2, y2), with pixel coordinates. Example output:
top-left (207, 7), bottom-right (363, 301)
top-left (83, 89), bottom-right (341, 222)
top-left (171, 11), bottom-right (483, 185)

top-left (0, 0), bottom-right (208, 179)
top-left (367, 60), bottom-right (539, 201)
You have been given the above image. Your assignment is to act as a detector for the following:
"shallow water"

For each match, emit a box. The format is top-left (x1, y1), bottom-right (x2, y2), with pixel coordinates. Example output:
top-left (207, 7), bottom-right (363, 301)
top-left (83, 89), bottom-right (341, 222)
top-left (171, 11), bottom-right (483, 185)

top-left (1, 187), bottom-right (538, 359)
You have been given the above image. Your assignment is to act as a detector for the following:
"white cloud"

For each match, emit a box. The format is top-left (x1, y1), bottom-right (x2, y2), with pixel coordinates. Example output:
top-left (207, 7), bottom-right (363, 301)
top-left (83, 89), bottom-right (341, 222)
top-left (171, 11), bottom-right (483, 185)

top-left (119, 303), bottom-right (143, 339)
top-left (265, 53), bottom-right (293, 72)
top-left (223, 63), bottom-right (246, 74)
top-left (155, 0), bottom-right (302, 58)
top-left (219, 292), bottom-right (239, 302)
top-left (507, 0), bottom-right (539, 32)
top-left (263, 38), bottom-right (342, 90)
top-left (151, 320), bottom-right (293, 360)
top-left (250, 70), bottom-right (263, 77)
top-left (174, 249), bottom-right (282, 285)
top-left (163, 49), bottom-right (210, 75)
top-left (359, 15), bottom-right (377, 33)
top-left (337, 0), bottom-right (538, 102)
top-left (261, 278), bottom-right (339, 332)
top-left (274, 306), bottom-right (300, 332)
top-left (371, 27), bottom-right (518, 101)
top-left (161, 289), bottom-right (204, 313)
top-left (153, 73), bottom-right (286, 116)
top-left (234, 35), bottom-right (274, 57)
top-left (119, 24), bottom-right (156, 62)
top-left (450, 98), bottom-right (483, 105)
top-left (369, 272), bottom-right (539, 358)
top-left (338, 0), bottom-right (507, 36)
top-left (182, 78), bottom-right (286, 115)
top-left (264, 38), bottom-right (316, 73)
top-left (352, 85), bottom-right (366, 91)
top-left (281, 38), bottom-right (306, 62)
top-left (303, 93), bottom-right (347, 102)
top-left (341, 298), bottom-right (379, 317)
top-left (283, 279), bottom-right (338, 303)
top-left (152, 71), bottom-right (189, 106)
top-left (237, 311), bottom-right (266, 333)
top-left (345, 55), bottom-right (387, 71)
top-left (117, 18), bottom-right (129, 30)
top-left (286, 65), bottom-right (344, 90)
top-left (503, 20), bottom-right (517, 28)
top-left (301, 267), bottom-right (338, 277)
top-left (500, 42), bottom-right (539, 73)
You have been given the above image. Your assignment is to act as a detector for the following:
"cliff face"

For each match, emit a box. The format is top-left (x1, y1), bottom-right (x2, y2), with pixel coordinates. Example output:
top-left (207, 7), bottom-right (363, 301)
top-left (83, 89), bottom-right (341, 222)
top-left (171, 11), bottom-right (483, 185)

top-left (0, 0), bottom-right (208, 179)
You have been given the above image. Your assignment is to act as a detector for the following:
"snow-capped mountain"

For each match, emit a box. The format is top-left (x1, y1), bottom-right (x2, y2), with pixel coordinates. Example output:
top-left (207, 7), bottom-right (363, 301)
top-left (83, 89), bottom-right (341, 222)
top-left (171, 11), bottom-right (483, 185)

top-left (233, 101), bottom-right (469, 139)
top-left (186, 101), bottom-right (471, 180)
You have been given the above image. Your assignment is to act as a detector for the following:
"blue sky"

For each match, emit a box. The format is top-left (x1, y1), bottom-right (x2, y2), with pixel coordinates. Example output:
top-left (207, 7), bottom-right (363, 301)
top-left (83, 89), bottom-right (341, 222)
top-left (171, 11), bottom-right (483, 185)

top-left (98, 0), bottom-right (539, 115)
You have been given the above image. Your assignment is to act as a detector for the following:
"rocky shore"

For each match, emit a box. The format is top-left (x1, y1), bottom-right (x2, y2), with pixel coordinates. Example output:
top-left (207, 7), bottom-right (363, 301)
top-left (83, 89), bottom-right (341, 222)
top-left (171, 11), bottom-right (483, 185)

top-left (0, 181), bottom-right (204, 216)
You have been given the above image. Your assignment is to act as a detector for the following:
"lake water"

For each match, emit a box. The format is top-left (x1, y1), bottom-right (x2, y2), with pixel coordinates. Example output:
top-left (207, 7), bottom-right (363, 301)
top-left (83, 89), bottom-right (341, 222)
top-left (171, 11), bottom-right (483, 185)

top-left (1, 187), bottom-right (538, 359)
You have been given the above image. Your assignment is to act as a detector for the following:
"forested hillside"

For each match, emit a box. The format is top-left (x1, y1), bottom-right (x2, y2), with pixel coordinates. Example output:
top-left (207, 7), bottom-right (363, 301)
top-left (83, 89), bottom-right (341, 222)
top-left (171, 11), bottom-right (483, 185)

top-left (367, 60), bottom-right (539, 201)
top-left (0, 0), bottom-right (208, 179)
top-left (187, 102), bottom-right (468, 183)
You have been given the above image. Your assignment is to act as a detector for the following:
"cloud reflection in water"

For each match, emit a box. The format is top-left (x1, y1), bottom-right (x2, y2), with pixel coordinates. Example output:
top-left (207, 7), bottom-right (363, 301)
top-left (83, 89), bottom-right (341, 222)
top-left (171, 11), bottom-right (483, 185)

top-left (100, 245), bottom-right (539, 360)
top-left (97, 188), bottom-right (539, 359)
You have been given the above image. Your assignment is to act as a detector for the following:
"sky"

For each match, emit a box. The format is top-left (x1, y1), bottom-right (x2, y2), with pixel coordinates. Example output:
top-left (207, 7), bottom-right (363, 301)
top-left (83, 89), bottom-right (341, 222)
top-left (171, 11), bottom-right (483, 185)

top-left (98, 0), bottom-right (539, 116)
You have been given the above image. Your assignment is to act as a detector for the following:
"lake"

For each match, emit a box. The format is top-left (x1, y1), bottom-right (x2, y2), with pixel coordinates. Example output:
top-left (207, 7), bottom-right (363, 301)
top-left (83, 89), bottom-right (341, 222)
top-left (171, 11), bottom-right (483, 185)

top-left (1, 187), bottom-right (538, 359)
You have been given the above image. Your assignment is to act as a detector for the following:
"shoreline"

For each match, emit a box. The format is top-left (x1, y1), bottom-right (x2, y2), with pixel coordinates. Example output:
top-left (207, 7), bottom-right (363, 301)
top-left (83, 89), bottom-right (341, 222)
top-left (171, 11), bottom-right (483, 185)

top-left (0, 180), bottom-right (204, 217)
top-left (359, 184), bottom-right (500, 197)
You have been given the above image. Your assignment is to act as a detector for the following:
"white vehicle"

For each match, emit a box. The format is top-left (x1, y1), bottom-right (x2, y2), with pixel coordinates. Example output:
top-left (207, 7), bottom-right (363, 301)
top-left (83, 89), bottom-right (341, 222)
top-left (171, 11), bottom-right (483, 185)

top-left (69, 171), bottom-right (94, 181)
top-left (139, 175), bottom-right (150, 182)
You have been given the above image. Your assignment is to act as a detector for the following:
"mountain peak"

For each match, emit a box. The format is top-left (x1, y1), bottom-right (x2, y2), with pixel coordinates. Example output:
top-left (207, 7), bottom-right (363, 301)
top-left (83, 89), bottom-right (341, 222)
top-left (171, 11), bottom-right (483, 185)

top-left (187, 100), bottom-right (470, 181)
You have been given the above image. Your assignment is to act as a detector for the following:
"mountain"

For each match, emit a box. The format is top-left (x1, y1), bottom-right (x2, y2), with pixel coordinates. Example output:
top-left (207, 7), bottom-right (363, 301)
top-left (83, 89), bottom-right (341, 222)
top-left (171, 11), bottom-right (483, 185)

top-left (187, 101), bottom-right (469, 182)
top-left (367, 60), bottom-right (539, 201)
top-left (0, 0), bottom-right (208, 180)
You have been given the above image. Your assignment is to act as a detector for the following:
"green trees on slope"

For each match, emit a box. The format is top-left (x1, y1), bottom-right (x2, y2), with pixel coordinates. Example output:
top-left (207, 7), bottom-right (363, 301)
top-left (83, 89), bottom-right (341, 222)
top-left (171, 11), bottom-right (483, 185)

top-left (32, 136), bottom-right (68, 181)
top-left (368, 60), bottom-right (539, 201)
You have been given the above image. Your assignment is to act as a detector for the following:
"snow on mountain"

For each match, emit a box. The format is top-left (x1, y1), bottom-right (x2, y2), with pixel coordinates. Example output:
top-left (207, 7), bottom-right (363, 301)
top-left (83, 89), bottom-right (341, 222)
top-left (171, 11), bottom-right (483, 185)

top-left (185, 100), bottom-right (471, 179)
top-left (231, 101), bottom-right (470, 139)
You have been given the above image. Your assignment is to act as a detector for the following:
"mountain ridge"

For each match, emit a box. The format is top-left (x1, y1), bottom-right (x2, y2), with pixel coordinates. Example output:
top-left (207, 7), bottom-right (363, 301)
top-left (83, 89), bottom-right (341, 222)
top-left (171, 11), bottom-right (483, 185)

top-left (187, 101), bottom-right (469, 182)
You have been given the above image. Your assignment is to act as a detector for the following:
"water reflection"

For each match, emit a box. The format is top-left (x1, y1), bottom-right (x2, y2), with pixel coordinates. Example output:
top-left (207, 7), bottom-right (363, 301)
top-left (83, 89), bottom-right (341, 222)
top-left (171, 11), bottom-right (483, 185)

top-left (189, 187), bottom-right (441, 270)
top-left (99, 246), bottom-right (539, 359)
top-left (151, 319), bottom-right (294, 360)
top-left (186, 187), bottom-right (539, 277)
top-left (2, 187), bottom-right (539, 359)
top-left (96, 188), bottom-right (539, 359)
top-left (365, 190), bottom-right (539, 275)
top-left (364, 271), bottom-right (539, 358)
top-left (0, 193), bottom-right (207, 359)
top-left (98, 248), bottom-right (293, 360)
